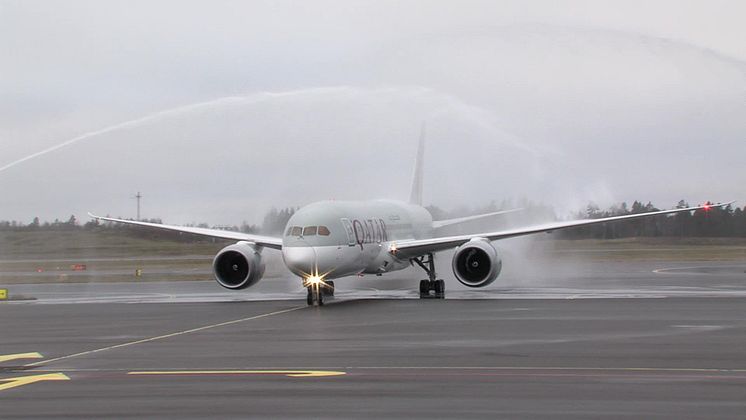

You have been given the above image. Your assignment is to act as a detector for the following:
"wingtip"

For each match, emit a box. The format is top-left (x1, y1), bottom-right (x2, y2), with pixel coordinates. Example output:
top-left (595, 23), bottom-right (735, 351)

top-left (712, 200), bottom-right (736, 208)
top-left (701, 201), bottom-right (736, 210)
top-left (87, 212), bottom-right (99, 219)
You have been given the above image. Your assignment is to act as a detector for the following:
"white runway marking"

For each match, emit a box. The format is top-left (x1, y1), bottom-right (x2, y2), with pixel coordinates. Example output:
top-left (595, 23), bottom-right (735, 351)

top-left (9, 288), bottom-right (746, 304)
top-left (25, 305), bottom-right (305, 367)
top-left (26, 366), bottom-right (746, 374)
top-left (347, 366), bottom-right (746, 373)
top-left (653, 264), bottom-right (746, 275)
top-left (672, 325), bottom-right (726, 331)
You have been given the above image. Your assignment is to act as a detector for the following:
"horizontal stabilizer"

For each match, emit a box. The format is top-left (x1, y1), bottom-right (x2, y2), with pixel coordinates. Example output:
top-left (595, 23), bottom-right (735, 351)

top-left (432, 208), bottom-right (523, 229)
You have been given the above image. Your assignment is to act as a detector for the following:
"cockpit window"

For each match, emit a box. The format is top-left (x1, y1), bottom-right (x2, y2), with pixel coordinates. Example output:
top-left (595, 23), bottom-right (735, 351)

top-left (290, 226), bottom-right (303, 236)
top-left (318, 226), bottom-right (330, 236)
top-left (303, 226), bottom-right (317, 236)
top-left (285, 226), bottom-right (293, 236)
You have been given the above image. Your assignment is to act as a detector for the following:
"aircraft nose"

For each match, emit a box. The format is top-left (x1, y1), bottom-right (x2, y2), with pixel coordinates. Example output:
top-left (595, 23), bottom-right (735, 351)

top-left (282, 246), bottom-right (317, 277)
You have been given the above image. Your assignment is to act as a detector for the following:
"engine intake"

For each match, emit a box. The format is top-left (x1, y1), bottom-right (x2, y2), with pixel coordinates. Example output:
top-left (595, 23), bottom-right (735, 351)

top-left (451, 238), bottom-right (502, 288)
top-left (213, 242), bottom-right (265, 290)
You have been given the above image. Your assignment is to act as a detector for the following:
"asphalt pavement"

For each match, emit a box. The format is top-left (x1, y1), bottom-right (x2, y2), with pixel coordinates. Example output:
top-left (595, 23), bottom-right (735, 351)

top-left (1, 261), bottom-right (746, 418)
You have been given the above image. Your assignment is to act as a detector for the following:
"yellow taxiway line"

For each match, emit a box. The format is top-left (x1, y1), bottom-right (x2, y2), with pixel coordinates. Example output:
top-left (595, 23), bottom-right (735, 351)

top-left (0, 352), bottom-right (44, 363)
top-left (0, 373), bottom-right (70, 392)
top-left (128, 370), bottom-right (346, 378)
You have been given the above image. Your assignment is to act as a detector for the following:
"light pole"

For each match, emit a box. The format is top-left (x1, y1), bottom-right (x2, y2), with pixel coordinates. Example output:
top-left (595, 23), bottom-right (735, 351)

top-left (133, 192), bottom-right (142, 221)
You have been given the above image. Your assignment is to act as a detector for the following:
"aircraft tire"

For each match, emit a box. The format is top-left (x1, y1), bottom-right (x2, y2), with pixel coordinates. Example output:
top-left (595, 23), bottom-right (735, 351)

top-left (433, 279), bottom-right (443, 298)
top-left (419, 281), bottom-right (429, 298)
top-left (307, 286), bottom-right (324, 306)
top-left (419, 280), bottom-right (429, 296)
top-left (325, 281), bottom-right (335, 297)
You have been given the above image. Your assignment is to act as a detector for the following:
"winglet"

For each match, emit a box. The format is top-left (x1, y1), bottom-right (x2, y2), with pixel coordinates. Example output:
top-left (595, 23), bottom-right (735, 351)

top-left (409, 123), bottom-right (425, 206)
top-left (88, 212), bottom-right (100, 220)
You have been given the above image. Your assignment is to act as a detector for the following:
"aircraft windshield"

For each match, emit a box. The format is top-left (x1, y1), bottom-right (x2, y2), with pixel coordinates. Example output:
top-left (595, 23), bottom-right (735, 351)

top-left (303, 226), bottom-right (317, 236)
top-left (286, 225), bottom-right (330, 237)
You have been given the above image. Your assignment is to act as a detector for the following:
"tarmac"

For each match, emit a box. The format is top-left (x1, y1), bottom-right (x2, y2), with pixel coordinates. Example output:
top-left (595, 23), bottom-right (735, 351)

top-left (1, 260), bottom-right (746, 418)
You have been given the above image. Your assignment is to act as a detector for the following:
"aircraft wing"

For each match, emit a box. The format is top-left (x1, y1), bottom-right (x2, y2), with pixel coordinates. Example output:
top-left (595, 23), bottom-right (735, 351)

top-left (88, 213), bottom-right (283, 250)
top-left (432, 208), bottom-right (523, 229)
top-left (392, 202), bottom-right (733, 259)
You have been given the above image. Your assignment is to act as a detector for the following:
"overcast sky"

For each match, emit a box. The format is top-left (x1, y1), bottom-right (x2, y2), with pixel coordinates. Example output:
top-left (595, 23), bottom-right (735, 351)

top-left (1, 0), bottom-right (744, 224)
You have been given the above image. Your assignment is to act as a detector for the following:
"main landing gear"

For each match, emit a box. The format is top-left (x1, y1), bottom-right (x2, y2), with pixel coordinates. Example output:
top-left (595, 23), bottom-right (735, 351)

top-left (412, 253), bottom-right (445, 299)
top-left (306, 280), bottom-right (335, 306)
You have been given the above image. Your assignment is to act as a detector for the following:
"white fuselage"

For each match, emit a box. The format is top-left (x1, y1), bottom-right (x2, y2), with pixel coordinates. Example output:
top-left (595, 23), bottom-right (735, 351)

top-left (281, 200), bottom-right (433, 280)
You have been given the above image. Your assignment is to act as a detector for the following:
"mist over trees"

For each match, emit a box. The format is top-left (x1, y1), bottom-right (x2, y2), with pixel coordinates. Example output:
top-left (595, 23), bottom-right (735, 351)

top-left (423, 200), bottom-right (746, 239)
top-left (261, 207), bottom-right (297, 235)
top-left (0, 201), bottom-right (743, 239)
top-left (559, 200), bottom-right (745, 239)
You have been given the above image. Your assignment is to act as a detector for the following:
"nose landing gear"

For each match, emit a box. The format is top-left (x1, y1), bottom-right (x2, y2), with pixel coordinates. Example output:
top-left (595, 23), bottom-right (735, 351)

top-left (306, 285), bottom-right (322, 306)
top-left (412, 253), bottom-right (445, 299)
top-left (306, 280), bottom-right (335, 306)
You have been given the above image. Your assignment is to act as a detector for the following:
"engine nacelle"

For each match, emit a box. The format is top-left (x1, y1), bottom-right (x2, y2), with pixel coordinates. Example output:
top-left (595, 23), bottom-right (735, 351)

top-left (451, 238), bottom-right (502, 288)
top-left (213, 241), bottom-right (265, 290)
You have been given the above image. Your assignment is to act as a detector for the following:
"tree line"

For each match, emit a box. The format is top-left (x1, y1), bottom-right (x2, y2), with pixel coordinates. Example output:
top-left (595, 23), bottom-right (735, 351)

top-left (1, 201), bottom-right (743, 239)
top-left (0, 208), bottom-right (296, 243)
top-left (427, 199), bottom-right (745, 239)
top-left (559, 200), bottom-right (745, 239)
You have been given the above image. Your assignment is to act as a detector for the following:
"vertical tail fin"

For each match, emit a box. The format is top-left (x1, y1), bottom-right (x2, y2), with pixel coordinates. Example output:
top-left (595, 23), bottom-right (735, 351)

top-left (409, 123), bottom-right (425, 206)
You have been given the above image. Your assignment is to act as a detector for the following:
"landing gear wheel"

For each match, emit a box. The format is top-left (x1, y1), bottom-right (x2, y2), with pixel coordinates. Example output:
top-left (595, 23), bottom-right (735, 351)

top-left (413, 254), bottom-right (446, 300)
top-left (307, 285), bottom-right (324, 306)
top-left (419, 280), bottom-right (429, 298)
top-left (324, 281), bottom-right (335, 297)
top-left (434, 279), bottom-right (445, 299)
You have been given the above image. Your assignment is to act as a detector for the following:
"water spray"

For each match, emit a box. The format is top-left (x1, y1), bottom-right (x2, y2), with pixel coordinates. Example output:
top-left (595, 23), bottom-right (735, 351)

top-left (0, 86), bottom-right (543, 176)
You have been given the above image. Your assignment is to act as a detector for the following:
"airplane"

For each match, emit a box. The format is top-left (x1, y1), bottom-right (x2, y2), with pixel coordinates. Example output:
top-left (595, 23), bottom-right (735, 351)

top-left (89, 128), bottom-right (732, 306)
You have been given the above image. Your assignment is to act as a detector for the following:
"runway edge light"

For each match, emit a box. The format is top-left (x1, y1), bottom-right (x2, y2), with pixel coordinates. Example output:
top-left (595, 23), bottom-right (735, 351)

top-left (0, 289), bottom-right (7, 300)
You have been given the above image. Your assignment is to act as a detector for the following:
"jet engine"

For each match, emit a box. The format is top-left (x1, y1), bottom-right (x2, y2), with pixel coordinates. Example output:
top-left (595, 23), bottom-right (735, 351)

top-left (213, 241), bottom-right (265, 290)
top-left (451, 238), bottom-right (502, 287)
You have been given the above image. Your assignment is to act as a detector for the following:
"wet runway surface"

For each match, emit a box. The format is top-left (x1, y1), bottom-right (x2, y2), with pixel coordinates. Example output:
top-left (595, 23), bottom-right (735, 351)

top-left (2, 260), bottom-right (746, 418)
top-left (5, 260), bottom-right (746, 303)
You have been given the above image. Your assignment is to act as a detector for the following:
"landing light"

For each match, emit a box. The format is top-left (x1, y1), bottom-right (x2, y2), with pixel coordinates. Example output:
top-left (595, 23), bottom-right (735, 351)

top-left (305, 274), bottom-right (323, 286)
top-left (389, 243), bottom-right (398, 253)
top-left (302, 267), bottom-right (332, 288)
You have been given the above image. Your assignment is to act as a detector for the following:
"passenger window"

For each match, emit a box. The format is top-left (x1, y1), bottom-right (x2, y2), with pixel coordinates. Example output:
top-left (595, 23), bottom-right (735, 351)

top-left (318, 226), bottom-right (330, 236)
top-left (291, 226), bottom-right (303, 236)
top-left (303, 226), bottom-right (317, 236)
